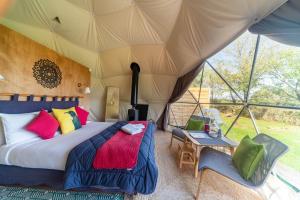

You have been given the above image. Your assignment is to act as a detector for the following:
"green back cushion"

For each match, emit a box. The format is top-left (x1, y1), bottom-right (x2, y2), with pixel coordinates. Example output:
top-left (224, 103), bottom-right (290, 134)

top-left (232, 136), bottom-right (265, 180)
top-left (186, 118), bottom-right (204, 131)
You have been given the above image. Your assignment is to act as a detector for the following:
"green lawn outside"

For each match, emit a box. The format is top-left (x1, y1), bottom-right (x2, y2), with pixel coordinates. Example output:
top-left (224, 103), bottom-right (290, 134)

top-left (221, 115), bottom-right (300, 172)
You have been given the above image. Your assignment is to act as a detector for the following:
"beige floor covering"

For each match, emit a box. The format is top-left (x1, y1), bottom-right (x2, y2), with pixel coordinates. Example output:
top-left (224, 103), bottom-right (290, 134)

top-left (2, 130), bottom-right (297, 200)
top-left (127, 130), bottom-right (265, 200)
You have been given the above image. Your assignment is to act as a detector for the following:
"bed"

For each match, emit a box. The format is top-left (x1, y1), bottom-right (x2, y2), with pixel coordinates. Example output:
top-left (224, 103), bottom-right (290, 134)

top-left (0, 94), bottom-right (158, 195)
top-left (0, 122), bottom-right (113, 170)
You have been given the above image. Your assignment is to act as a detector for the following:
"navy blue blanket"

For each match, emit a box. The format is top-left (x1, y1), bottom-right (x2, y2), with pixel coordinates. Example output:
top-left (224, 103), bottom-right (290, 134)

top-left (64, 121), bottom-right (158, 194)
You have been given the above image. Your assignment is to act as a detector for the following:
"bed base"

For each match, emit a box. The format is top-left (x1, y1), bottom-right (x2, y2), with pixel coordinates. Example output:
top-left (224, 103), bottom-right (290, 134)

top-left (0, 164), bottom-right (64, 189)
top-left (0, 164), bottom-right (133, 194)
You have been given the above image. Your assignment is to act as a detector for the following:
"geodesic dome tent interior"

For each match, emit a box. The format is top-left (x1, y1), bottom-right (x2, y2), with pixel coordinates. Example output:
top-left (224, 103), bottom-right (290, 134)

top-left (0, 0), bottom-right (287, 121)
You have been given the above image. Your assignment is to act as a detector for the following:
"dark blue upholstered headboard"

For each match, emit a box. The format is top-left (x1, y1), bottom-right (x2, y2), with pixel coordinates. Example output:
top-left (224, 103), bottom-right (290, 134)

top-left (0, 94), bottom-right (79, 114)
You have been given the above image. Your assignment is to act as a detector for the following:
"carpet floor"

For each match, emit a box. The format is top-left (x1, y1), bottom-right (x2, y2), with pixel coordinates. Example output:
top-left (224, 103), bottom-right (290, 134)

top-left (0, 186), bottom-right (124, 200)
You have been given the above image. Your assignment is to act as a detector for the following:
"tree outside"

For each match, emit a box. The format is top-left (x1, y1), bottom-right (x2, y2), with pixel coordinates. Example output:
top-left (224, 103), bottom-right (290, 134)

top-left (170, 31), bottom-right (300, 189)
top-left (192, 32), bottom-right (300, 125)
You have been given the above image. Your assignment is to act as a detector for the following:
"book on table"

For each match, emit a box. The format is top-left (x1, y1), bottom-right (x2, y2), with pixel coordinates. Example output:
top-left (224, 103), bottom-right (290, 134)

top-left (189, 131), bottom-right (211, 139)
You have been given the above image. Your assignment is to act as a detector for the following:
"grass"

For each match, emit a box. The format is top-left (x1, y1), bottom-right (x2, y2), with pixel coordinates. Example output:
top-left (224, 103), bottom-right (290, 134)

top-left (221, 115), bottom-right (300, 172)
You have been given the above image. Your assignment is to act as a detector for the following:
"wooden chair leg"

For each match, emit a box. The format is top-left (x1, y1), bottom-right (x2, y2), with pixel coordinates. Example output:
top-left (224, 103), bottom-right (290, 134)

top-left (169, 135), bottom-right (173, 148)
top-left (194, 157), bottom-right (199, 178)
top-left (230, 147), bottom-right (235, 156)
top-left (195, 170), bottom-right (204, 200)
top-left (179, 151), bottom-right (184, 169)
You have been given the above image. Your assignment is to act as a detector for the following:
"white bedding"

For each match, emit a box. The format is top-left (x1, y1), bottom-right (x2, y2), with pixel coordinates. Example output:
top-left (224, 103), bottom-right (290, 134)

top-left (0, 122), bottom-right (113, 170)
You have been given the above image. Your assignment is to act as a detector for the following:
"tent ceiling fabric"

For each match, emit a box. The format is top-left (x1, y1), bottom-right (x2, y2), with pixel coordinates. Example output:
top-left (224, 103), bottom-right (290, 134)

top-left (249, 0), bottom-right (300, 47)
top-left (0, 0), bottom-right (286, 121)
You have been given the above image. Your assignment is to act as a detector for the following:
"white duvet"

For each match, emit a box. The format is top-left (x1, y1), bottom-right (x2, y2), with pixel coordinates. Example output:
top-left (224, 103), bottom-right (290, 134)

top-left (0, 122), bottom-right (113, 170)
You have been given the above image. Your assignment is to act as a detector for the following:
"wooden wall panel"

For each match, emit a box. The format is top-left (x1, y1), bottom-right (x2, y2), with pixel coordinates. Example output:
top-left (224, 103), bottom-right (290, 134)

top-left (0, 25), bottom-right (90, 107)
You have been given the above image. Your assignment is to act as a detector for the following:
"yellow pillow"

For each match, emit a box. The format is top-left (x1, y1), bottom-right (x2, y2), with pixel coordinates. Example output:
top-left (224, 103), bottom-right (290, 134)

top-left (52, 107), bottom-right (81, 134)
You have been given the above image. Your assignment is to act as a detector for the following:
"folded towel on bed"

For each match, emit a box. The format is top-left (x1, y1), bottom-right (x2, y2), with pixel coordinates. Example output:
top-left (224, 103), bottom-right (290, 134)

top-left (121, 123), bottom-right (145, 135)
top-left (93, 121), bottom-right (148, 169)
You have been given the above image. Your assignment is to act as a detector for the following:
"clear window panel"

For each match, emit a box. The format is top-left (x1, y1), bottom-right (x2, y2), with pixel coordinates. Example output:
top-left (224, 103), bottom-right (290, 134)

top-left (250, 106), bottom-right (300, 170)
top-left (169, 103), bottom-right (197, 127)
top-left (166, 30), bottom-right (300, 193)
top-left (176, 89), bottom-right (198, 104)
top-left (226, 108), bottom-right (257, 142)
top-left (176, 75), bottom-right (201, 103)
top-left (199, 104), bottom-right (244, 135)
top-left (188, 72), bottom-right (203, 102)
top-left (249, 35), bottom-right (300, 107)
top-left (168, 106), bottom-right (178, 127)
top-left (208, 31), bottom-right (257, 100)
top-left (250, 106), bottom-right (300, 189)
top-left (200, 63), bottom-right (243, 104)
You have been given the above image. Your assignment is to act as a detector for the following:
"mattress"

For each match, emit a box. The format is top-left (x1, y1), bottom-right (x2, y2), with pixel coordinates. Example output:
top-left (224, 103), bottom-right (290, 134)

top-left (0, 122), bottom-right (113, 170)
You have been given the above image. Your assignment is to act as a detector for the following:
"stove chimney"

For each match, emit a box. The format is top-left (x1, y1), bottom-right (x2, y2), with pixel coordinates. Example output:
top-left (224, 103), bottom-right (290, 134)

top-left (128, 62), bottom-right (140, 121)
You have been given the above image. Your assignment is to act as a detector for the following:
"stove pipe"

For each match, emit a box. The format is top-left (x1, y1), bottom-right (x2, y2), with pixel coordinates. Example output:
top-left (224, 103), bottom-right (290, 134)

top-left (128, 62), bottom-right (140, 121)
top-left (130, 62), bottom-right (140, 108)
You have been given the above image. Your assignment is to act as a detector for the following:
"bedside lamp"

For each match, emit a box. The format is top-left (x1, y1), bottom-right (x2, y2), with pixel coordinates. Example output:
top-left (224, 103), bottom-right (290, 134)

top-left (84, 87), bottom-right (91, 94)
top-left (0, 74), bottom-right (4, 81)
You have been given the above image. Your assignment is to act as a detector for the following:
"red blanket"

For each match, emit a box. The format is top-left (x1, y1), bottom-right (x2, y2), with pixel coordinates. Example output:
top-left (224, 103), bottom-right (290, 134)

top-left (93, 121), bottom-right (148, 169)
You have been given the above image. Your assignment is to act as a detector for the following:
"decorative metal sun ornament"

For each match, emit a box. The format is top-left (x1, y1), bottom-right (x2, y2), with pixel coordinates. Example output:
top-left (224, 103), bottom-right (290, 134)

top-left (33, 59), bottom-right (62, 89)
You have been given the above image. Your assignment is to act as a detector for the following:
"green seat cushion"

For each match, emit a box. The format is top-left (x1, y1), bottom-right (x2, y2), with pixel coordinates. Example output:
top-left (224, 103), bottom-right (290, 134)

top-left (186, 118), bottom-right (204, 131)
top-left (232, 135), bottom-right (265, 180)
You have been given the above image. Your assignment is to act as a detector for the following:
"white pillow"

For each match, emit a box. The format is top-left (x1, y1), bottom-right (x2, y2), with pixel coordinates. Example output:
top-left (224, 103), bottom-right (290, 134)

top-left (4, 129), bottom-right (41, 145)
top-left (0, 112), bottom-right (41, 145)
top-left (0, 120), bottom-right (5, 146)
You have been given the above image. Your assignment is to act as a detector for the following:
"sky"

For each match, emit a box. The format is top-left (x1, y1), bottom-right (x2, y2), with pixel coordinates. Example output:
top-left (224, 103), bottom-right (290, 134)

top-left (194, 31), bottom-right (300, 107)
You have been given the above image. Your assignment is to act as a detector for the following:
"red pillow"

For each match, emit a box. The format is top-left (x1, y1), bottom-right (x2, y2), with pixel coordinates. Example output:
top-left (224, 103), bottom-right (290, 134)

top-left (75, 106), bottom-right (89, 125)
top-left (26, 110), bottom-right (59, 139)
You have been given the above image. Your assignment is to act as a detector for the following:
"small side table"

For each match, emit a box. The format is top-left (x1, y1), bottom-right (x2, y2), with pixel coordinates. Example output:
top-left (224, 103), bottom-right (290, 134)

top-left (180, 130), bottom-right (237, 178)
